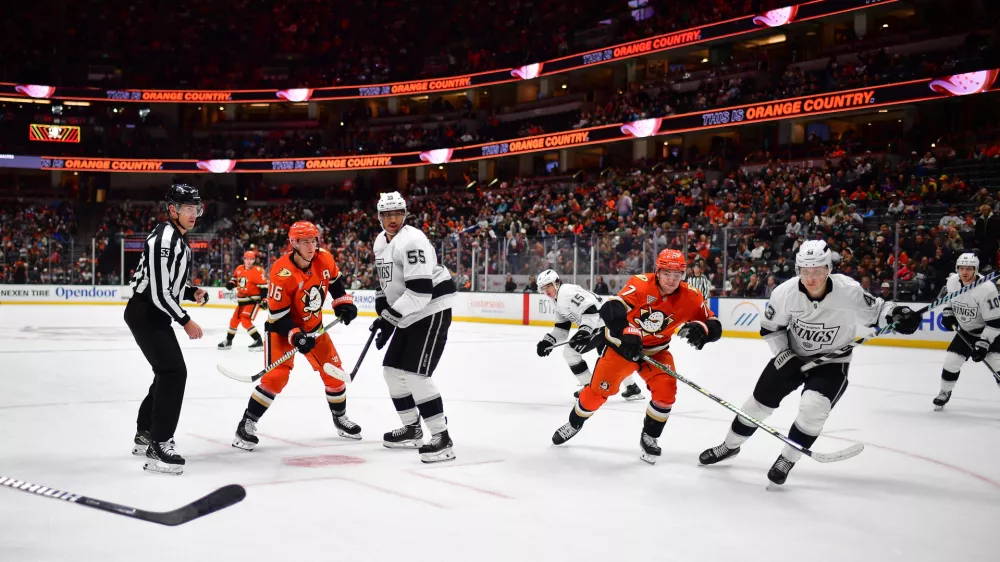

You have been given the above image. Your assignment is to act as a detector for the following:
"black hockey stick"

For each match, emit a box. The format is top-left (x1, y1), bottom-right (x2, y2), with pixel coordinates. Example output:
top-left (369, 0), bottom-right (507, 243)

top-left (641, 356), bottom-right (864, 463)
top-left (349, 329), bottom-right (377, 382)
top-left (0, 476), bottom-right (245, 526)
top-left (802, 270), bottom-right (1000, 372)
top-left (218, 317), bottom-right (343, 383)
top-left (955, 330), bottom-right (1000, 384)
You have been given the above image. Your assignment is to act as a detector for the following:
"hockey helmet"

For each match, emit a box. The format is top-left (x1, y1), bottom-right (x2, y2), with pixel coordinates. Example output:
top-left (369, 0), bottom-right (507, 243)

top-left (955, 252), bottom-right (979, 272)
top-left (165, 183), bottom-right (203, 216)
top-left (795, 240), bottom-right (832, 273)
top-left (655, 249), bottom-right (686, 276)
top-left (377, 192), bottom-right (407, 214)
top-left (288, 221), bottom-right (320, 242)
top-left (243, 250), bottom-right (256, 261)
top-left (537, 269), bottom-right (561, 291)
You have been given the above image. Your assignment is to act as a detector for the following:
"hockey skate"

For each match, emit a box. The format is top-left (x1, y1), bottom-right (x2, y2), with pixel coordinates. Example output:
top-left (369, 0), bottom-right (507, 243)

top-left (640, 432), bottom-right (661, 465)
top-left (217, 339), bottom-right (233, 350)
top-left (333, 414), bottom-right (362, 440)
top-left (552, 422), bottom-right (582, 445)
top-left (144, 439), bottom-right (185, 475)
top-left (247, 339), bottom-right (264, 352)
top-left (232, 414), bottom-right (259, 451)
top-left (699, 442), bottom-right (741, 465)
top-left (419, 430), bottom-right (455, 463)
top-left (766, 455), bottom-right (795, 486)
top-left (933, 390), bottom-right (952, 411)
top-left (132, 430), bottom-right (151, 456)
top-left (621, 383), bottom-right (644, 401)
top-left (383, 423), bottom-right (423, 449)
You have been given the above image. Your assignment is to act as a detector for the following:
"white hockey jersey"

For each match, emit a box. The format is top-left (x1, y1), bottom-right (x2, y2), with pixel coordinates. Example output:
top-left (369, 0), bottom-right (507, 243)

top-left (940, 273), bottom-right (1000, 343)
top-left (374, 225), bottom-right (456, 328)
top-left (761, 274), bottom-right (894, 363)
top-left (546, 283), bottom-right (603, 342)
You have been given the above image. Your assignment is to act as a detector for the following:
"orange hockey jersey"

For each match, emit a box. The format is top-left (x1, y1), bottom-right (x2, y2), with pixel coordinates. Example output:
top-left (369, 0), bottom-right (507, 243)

top-left (231, 264), bottom-right (269, 302)
top-left (266, 249), bottom-right (341, 334)
top-left (608, 274), bottom-right (715, 353)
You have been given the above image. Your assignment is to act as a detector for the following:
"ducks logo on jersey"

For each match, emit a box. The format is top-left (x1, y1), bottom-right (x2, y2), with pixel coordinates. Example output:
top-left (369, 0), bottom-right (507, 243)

top-left (300, 286), bottom-right (325, 320)
top-left (633, 305), bottom-right (674, 334)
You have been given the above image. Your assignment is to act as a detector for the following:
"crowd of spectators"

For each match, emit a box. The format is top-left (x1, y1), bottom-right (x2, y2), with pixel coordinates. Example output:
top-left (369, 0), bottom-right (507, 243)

top-left (0, 201), bottom-right (84, 284)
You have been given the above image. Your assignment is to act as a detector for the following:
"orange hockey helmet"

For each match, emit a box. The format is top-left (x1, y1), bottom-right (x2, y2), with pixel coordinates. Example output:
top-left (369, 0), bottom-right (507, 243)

top-left (243, 250), bottom-right (256, 261)
top-left (655, 249), bottom-right (686, 273)
top-left (288, 221), bottom-right (319, 242)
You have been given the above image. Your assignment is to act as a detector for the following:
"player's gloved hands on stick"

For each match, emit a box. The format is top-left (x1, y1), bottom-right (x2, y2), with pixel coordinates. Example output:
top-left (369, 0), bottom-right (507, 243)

top-left (570, 328), bottom-right (594, 353)
top-left (888, 306), bottom-right (922, 335)
top-left (771, 349), bottom-right (803, 377)
top-left (289, 328), bottom-right (316, 354)
top-left (332, 295), bottom-right (358, 325)
top-left (971, 338), bottom-right (990, 362)
top-left (536, 335), bottom-right (556, 357)
top-left (616, 326), bottom-right (645, 362)
top-left (370, 307), bottom-right (402, 350)
top-left (940, 310), bottom-right (959, 332)
top-left (677, 321), bottom-right (710, 350)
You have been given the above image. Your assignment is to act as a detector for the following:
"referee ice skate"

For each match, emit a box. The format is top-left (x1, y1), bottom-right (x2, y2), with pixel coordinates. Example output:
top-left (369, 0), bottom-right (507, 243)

top-left (124, 183), bottom-right (208, 475)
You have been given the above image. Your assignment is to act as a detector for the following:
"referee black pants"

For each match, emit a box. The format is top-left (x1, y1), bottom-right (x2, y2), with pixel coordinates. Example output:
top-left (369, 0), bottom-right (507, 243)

top-left (124, 297), bottom-right (188, 443)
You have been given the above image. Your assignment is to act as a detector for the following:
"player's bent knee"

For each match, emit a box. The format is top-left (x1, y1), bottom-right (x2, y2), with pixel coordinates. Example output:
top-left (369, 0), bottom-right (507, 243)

top-left (943, 351), bottom-right (967, 372)
top-left (261, 368), bottom-right (291, 394)
top-left (795, 390), bottom-right (832, 435)
top-left (737, 397), bottom-right (775, 427)
top-left (562, 345), bottom-right (582, 361)
top-left (383, 367), bottom-right (409, 394)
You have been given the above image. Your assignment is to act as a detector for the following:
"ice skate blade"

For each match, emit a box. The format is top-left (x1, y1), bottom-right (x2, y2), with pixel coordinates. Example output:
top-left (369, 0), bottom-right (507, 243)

top-left (337, 430), bottom-right (362, 440)
top-left (933, 404), bottom-right (945, 411)
top-left (420, 448), bottom-right (456, 464)
top-left (766, 482), bottom-right (785, 492)
top-left (131, 445), bottom-right (148, 456)
top-left (143, 460), bottom-right (184, 475)
top-left (640, 453), bottom-right (659, 465)
top-left (232, 438), bottom-right (256, 451)
top-left (383, 439), bottom-right (422, 449)
top-left (248, 347), bottom-right (264, 352)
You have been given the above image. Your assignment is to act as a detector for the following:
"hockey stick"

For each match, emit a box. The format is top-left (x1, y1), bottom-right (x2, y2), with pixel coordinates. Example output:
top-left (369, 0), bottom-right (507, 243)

top-left (641, 356), bottom-right (864, 463)
top-left (218, 317), bottom-right (343, 384)
top-left (348, 329), bottom-right (377, 382)
top-left (955, 330), bottom-right (1000, 384)
top-left (802, 270), bottom-right (1000, 372)
top-left (0, 476), bottom-right (245, 526)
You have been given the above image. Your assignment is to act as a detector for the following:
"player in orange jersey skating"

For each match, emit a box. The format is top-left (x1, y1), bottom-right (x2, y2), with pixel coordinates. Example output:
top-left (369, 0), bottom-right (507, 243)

top-left (231, 221), bottom-right (360, 450)
top-left (551, 249), bottom-right (723, 464)
top-left (219, 250), bottom-right (269, 351)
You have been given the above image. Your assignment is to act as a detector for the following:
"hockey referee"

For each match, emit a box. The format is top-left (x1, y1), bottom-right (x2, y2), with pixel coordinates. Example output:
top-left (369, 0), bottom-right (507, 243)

top-left (124, 183), bottom-right (208, 475)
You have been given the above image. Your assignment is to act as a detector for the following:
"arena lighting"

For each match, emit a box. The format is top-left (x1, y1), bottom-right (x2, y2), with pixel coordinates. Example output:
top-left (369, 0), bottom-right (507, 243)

top-left (0, 0), bottom-right (897, 105)
top-left (488, 178), bottom-right (499, 186)
top-left (466, 181), bottom-right (476, 189)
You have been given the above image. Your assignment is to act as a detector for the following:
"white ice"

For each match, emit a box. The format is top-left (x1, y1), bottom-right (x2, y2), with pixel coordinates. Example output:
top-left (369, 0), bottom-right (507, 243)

top-left (1, 305), bottom-right (998, 562)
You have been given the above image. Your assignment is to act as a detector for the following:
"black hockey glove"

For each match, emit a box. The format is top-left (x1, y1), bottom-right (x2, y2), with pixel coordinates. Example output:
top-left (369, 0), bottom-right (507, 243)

top-left (888, 306), bottom-right (922, 335)
top-left (332, 295), bottom-right (358, 326)
top-left (289, 329), bottom-right (316, 354)
top-left (259, 298), bottom-right (268, 311)
top-left (971, 338), bottom-right (990, 363)
top-left (614, 326), bottom-right (645, 362)
top-left (676, 321), bottom-right (710, 350)
top-left (940, 310), bottom-right (959, 332)
top-left (225, 280), bottom-right (236, 290)
top-left (770, 349), bottom-right (804, 378)
top-left (537, 334), bottom-right (556, 357)
top-left (375, 293), bottom-right (388, 316)
top-left (370, 309), bottom-right (401, 350)
top-left (570, 327), bottom-right (595, 353)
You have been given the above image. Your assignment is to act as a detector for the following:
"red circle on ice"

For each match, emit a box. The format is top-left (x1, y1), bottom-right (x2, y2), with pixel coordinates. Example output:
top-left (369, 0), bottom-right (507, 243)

top-left (282, 455), bottom-right (365, 467)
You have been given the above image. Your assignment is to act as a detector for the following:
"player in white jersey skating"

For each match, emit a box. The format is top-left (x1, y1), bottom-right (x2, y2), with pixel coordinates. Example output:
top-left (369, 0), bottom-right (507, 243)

top-left (370, 192), bottom-right (458, 463)
top-left (534, 269), bottom-right (644, 401)
top-left (932, 252), bottom-right (1000, 410)
top-left (698, 240), bottom-right (922, 486)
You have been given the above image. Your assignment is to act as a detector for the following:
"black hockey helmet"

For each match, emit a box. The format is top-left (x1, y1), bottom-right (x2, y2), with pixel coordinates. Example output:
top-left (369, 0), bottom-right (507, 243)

top-left (166, 183), bottom-right (203, 216)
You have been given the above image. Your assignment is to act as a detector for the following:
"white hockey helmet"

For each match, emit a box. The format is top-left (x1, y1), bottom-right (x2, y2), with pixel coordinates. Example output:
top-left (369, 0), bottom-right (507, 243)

top-left (955, 252), bottom-right (979, 272)
top-left (795, 240), bottom-right (833, 274)
top-left (537, 269), bottom-right (561, 291)
top-left (377, 191), bottom-right (407, 214)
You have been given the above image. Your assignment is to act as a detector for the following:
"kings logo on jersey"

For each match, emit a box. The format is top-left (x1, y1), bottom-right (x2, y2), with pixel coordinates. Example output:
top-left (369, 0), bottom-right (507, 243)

top-left (951, 301), bottom-right (979, 322)
top-left (633, 306), bottom-right (674, 334)
top-left (375, 258), bottom-right (393, 284)
top-left (791, 319), bottom-right (840, 351)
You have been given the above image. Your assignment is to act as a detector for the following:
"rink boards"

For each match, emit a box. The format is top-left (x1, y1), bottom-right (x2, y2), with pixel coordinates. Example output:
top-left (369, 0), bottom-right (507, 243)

top-left (0, 284), bottom-right (955, 349)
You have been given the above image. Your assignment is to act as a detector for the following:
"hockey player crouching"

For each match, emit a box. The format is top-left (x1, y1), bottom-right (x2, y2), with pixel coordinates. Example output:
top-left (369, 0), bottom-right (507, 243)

top-left (932, 252), bottom-right (1000, 410)
top-left (699, 240), bottom-right (922, 486)
top-left (551, 249), bottom-right (723, 465)
top-left (535, 269), bottom-right (645, 401)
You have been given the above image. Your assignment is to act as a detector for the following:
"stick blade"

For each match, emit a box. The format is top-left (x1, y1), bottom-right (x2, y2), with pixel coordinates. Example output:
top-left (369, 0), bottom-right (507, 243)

top-left (152, 484), bottom-right (247, 526)
top-left (217, 364), bottom-right (255, 383)
top-left (809, 443), bottom-right (864, 463)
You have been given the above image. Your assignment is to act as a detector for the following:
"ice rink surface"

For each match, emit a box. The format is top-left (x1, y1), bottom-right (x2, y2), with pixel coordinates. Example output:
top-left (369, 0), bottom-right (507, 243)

top-left (1, 305), bottom-right (998, 562)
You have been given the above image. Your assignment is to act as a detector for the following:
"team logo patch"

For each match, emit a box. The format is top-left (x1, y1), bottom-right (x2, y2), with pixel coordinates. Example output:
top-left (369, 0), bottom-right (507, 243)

top-left (952, 302), bottom-right (978, 321)
top-left (765, 303), bottom-right (776, 320)
top-left (599, 381), bottom-right (610, 391)
top-left (277, 268), bottom-right (293, 278)
top-left (375, 258), bottom-right (393, 283)
top-left (791, 319), bottom-right (840, 351)
top-left (301, 286), bottom-right (324, 314)
top-left (633, 306), bottom-right (673, 334)
top-left (647, 295), bottom-right (657, 304)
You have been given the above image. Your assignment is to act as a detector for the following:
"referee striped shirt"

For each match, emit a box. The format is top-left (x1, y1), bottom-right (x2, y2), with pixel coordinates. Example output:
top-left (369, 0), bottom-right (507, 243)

top-left (129, 221), bottom-right (195, 325)
top-left (687, 274), bottom-right (713, 300)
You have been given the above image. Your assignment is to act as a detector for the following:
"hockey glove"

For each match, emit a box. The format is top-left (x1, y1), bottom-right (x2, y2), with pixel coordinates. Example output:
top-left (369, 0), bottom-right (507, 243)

top-left (677, 321), bottom-right (711, 350)
top-left (771, 349), bottom-right (804, 378)
top-left (375, 292), bottom-right (388, 316)
top-left (332, 295), bottom-right (358, 326)
top-left (537, 334), bottom-right (556, 357)
top-left (225, 280), bottom-right (236, 291)
top-left (289, 329), bottom-right (316, 354)
top-left (888, 306), bottom-right (922, 335)
top-left (940, 310), bottom-right (959, 332)
top-left (615, 326), bottom-right (645, 362)
top-left (259, 298), bottom-right (269, 311)
top-left (570, 327), bottom-right (595, 353)
top-left (971, 339), bottom-right (990, 363)
top-left (370, 318), bottom-right (395, 350)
